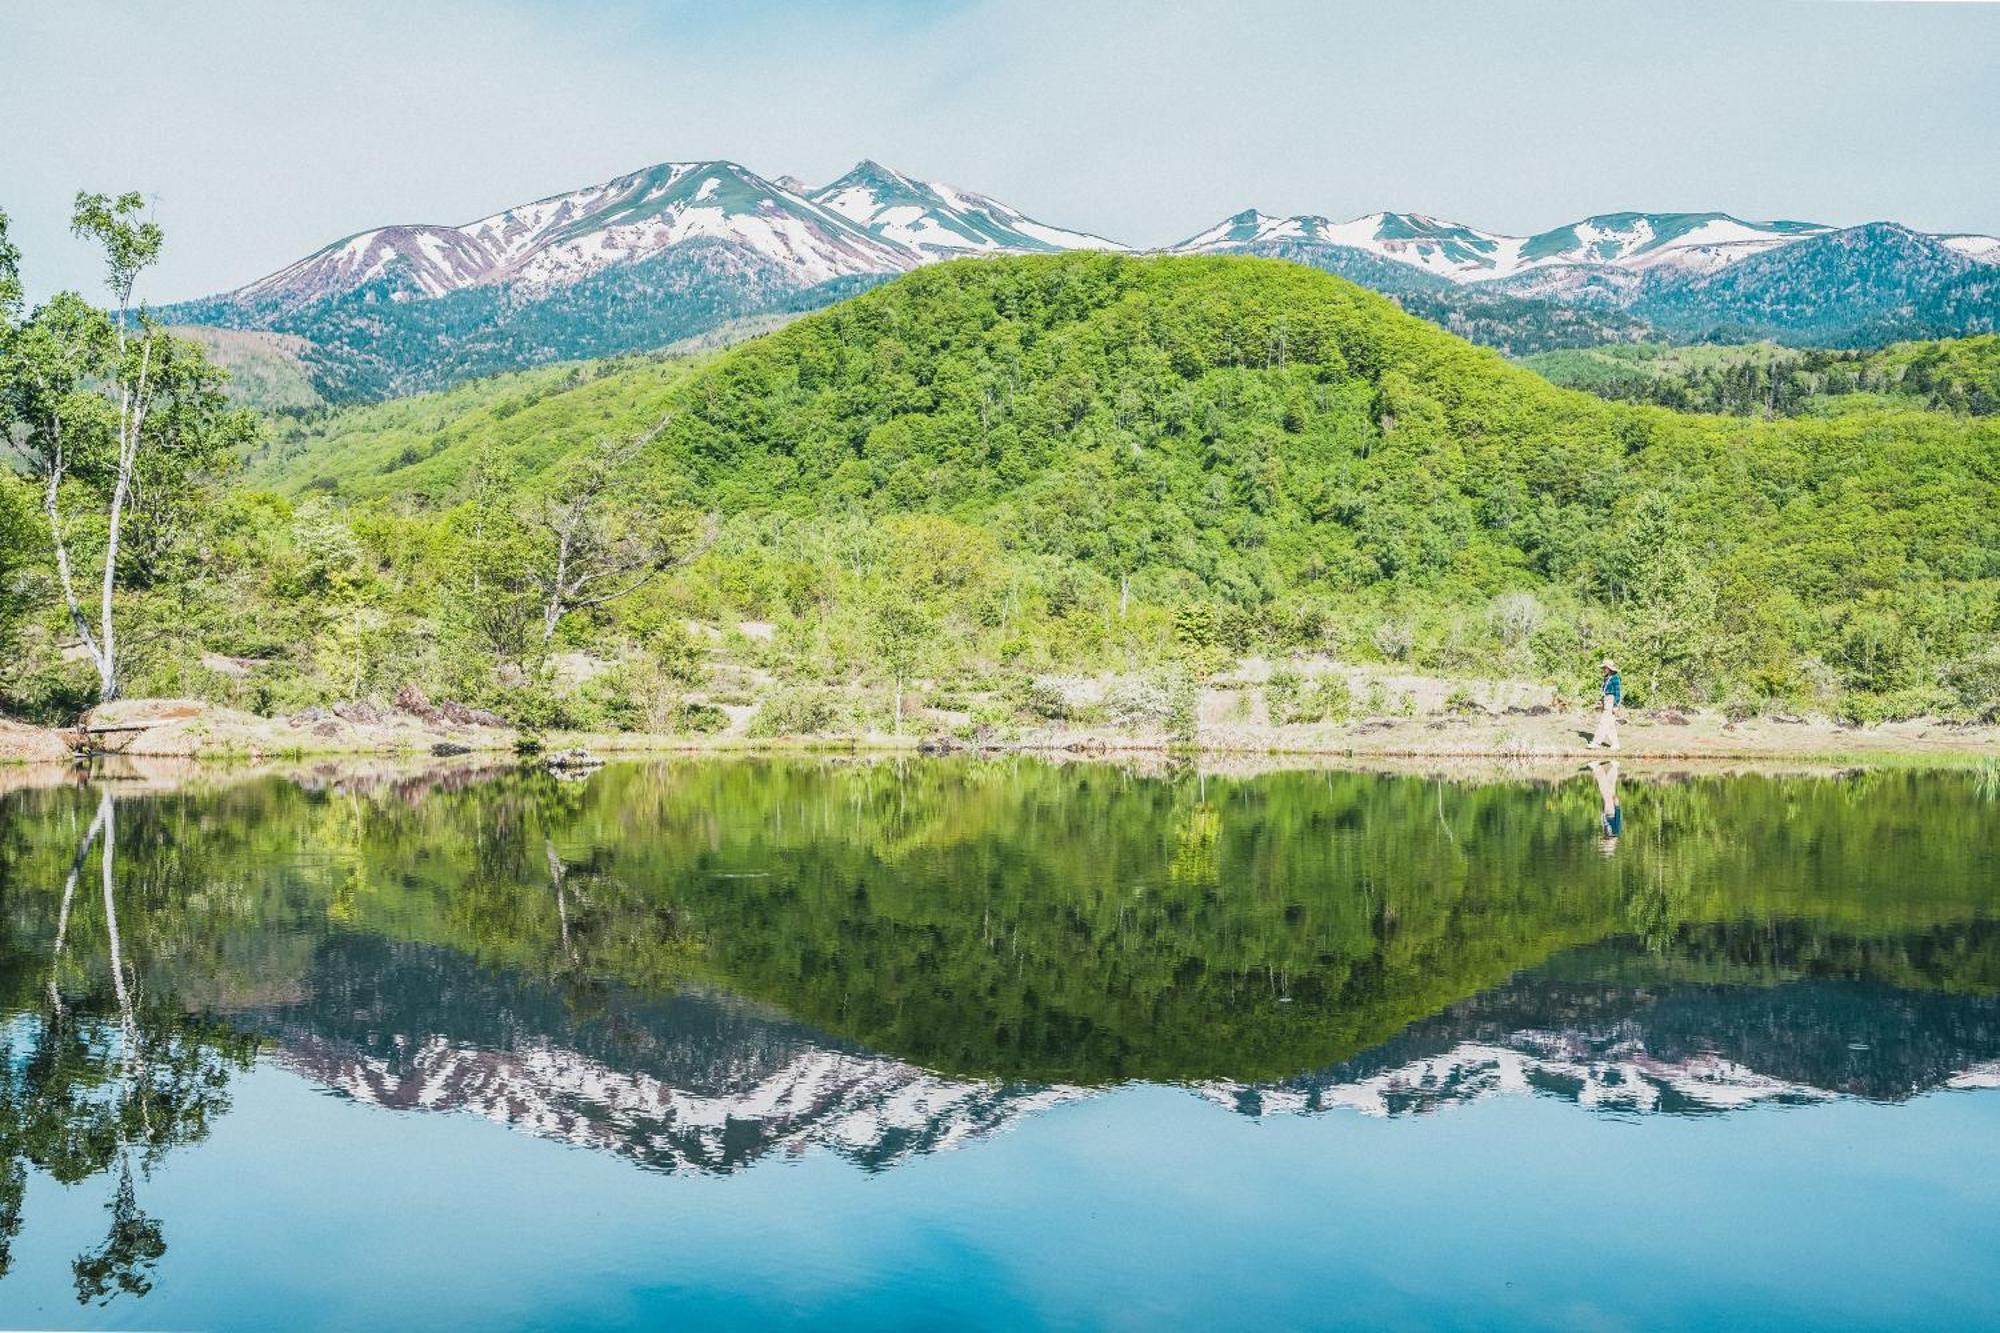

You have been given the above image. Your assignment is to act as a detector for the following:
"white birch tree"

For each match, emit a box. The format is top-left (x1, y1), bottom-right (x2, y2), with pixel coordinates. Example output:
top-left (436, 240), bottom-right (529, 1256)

top-left (0, 193), bottom-right (252, 701)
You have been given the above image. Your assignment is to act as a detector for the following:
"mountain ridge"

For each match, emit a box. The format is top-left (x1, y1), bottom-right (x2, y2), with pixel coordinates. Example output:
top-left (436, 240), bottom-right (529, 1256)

top-left (198, 155), bottom-right (2000, 311)
top-left (232, 159), bottom-right (915, 310)
top-left (164, 156), bottom-right (2000, 401)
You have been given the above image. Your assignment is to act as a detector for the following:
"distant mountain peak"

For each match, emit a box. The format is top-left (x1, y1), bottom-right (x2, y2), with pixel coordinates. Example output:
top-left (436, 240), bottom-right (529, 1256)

top-left (219, 156), bottom-right (1126, 316)
top-left (1162, 205), bottom-right (1965, 286)
top-left (229, 157), bottom-right (912, 312)
top-left (844, 157), bottom-right (911, 185)
top-left (810, 161), bottom-right (1125, 257)
top-left (172, 165), bottom-right (2000, 401)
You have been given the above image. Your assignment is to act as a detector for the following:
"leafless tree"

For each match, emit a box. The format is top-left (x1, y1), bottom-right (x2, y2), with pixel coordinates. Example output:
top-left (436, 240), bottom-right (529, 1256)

top-left (531, 426), bottom-right (717, 646)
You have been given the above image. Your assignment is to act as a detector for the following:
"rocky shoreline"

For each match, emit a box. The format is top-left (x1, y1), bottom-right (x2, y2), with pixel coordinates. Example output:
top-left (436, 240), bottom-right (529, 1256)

top-left (2, 694), bottom-right (1995, 771)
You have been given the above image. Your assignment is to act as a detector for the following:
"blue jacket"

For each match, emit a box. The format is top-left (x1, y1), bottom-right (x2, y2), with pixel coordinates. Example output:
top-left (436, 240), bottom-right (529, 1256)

top-left (1603, 672), bottom-right (1622, 705)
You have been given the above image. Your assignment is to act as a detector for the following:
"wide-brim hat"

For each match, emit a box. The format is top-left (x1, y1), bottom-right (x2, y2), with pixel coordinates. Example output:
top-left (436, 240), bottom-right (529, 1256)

top-left (1600, 659), bottom-right (1616, 671)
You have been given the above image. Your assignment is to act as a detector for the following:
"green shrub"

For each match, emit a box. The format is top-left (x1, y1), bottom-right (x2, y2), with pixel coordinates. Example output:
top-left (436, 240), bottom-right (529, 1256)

top-left (1103, 676), bottom-right (1173, 727)
top-left (1164, 672), bottom-right (1200, 746)
top-left (1942, 649), bottom-right (2000, 720)
top-left (645, 623), bottom-right (711, 688)
top-left (1371, 619), bottom-right (1415, 663)
top-left (1268, 671), bottom-right (1353, 724)
top-left (1016, 676), bottom-right (1076, 721)
top-left (667, 701), bottom-right (729, 734)
top-left (970, 697), bottom-right (1020, 727)
top-left (1305, 675), bottom-right (1354, 722)
top-left (1442, 687), bottom-right (1483, 716)
top-left (579, 668), bottom-right (648, 732)
top-left (0, 657), bottom-right (100, 726)
top-left (747, 687), bottom-right (852, 737)
top-left (502, 682), bottom-right (598, 732)
top-left (1263, 669), bottom-right (1303, 723)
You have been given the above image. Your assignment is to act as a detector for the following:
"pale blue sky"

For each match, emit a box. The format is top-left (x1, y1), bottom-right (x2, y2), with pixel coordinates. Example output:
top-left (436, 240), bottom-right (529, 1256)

top-left (3, 0), bottom-right (1995, 303)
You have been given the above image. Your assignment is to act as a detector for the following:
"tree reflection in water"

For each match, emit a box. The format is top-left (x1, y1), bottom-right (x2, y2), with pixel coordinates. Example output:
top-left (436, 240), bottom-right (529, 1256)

top-left (0, 758), bottom-right (1997, 1304)
top-left (0, 789), bottom-right (258, 1304)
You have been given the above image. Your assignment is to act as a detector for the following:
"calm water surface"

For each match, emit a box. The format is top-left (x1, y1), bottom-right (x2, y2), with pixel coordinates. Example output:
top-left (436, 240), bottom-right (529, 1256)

top-left (0, 758), bottom-right (1996, 1329)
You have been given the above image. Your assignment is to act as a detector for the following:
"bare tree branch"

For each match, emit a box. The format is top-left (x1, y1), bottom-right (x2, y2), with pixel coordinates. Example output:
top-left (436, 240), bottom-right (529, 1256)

top-left (529, 421), bottom-right (715, 646)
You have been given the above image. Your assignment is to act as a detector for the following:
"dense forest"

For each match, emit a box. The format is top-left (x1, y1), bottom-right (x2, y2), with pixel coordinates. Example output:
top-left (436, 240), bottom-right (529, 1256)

top-left (1223, 238), bottom-right (1654, 355)
top-left (4, 207), bottom-right (1999, 734)
top-left (1524, 336), bottom-right (2000, 417)
top-left (166, 254), bottom-right (886, 403)
top-left (4, 756), bottom-right (1996, 1275)
top-left (4, 762), bottom-right (1997, 1087)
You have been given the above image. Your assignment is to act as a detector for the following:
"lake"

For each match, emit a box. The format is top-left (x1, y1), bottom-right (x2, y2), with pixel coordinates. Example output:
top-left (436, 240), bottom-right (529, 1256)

top-left (0, 757), bottom-right (1996, 1329)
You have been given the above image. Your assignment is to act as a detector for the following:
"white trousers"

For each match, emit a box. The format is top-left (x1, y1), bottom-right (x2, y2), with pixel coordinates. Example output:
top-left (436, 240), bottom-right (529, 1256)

top-left (1590, 694), bottom-right (1619, 748)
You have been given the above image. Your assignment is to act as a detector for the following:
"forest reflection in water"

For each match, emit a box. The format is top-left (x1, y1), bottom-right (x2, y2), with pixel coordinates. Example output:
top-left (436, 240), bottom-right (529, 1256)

top-left (0, 756), bottom-right (1996, 1308)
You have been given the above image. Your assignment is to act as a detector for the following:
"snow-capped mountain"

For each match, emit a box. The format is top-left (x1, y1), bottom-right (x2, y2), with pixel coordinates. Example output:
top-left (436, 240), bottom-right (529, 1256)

top-left (1517, 211), bottom-right (1831, 276)
top-left (1213, 966), bottom-right (2000, 1121)
top-left (1172, 205), bottom-right (2000, 348)
top-left (276, 1030), bottom-right (1082, 1175)
top-left (1204, 1038), bottom-right (1837, 1120)
top-left (246, 935), bottom-right (1084, 1174)
top-left (227, 157), bottom-right (1123, 315)
top-left (1176, 209), bottom-right (1524, 281)
top-left (269, 976), bottom-right (2000, 1170)
top-left (169, 156), bottom-right (1131, 397)
top-left (1632, 220), bottom-right (2000, 343)
top-left (811, 159), bottom-right (1125, 258)
top-left (236, 160), bottom-right (917, 312)
top-left (1172, 208), bottom-right (1844, 284)
top-left (169, 159), bottom-right (2000, 401)
top-left (240, 930), bottom-right (2000, 1175)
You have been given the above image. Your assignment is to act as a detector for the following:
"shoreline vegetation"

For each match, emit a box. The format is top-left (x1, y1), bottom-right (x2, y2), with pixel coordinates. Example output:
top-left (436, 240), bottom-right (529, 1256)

top-left (5, 221), bottom-right (1999, 750)
top-left (0, 734), bottom-right (1994, 819)
top-left (3, 680), bottom-right (1993, 770)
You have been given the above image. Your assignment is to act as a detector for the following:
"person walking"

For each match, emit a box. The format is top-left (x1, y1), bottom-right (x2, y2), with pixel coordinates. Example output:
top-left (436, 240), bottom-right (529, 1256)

top-left (1589, 659), bottom-right (1622, 750)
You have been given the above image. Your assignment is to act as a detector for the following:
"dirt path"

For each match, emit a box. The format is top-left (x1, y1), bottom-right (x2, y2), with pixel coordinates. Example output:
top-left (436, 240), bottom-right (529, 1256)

top-left (2, 697), bottom-right (1994, 773)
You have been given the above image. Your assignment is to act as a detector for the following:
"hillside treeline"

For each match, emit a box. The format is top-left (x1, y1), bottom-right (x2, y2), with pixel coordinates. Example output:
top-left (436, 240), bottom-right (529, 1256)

top-left (7, 247), bottom-right (1999, 731)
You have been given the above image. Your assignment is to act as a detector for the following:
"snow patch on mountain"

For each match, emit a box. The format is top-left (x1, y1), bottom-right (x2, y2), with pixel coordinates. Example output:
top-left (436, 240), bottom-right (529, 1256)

top-left (1203, 1034), bottom-right (1837, 1120)
top-left (225, 158), bottom-right (1119, 313)
top-left (1170, 207), bottom-right (1866, 285)
top-left (232, 161), bottom-right (911, 311)
top-left (1948, 1061), bottom-right (2000, 1090)
top-left (224, 156), bottom-right (2000, 321)
top-left (1942, 233), bottom-right (2000, 264)
top-left (812, 160), bottom-right (1125, 257)
top-left (276, 1031), bottom-right (1085, 1174)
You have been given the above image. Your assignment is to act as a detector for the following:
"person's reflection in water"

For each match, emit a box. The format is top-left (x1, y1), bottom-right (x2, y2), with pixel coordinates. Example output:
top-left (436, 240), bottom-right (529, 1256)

top-left (1589, 760), bottom-right (1622, 855)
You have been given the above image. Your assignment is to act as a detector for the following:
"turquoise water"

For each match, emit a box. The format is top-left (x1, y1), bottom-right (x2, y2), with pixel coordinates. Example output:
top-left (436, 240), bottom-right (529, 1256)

top-left (0, 759), bottom-right (1996, 1328)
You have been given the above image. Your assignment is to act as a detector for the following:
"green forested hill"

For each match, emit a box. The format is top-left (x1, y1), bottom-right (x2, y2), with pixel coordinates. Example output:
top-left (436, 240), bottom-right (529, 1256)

top-left (1523, 335), bottom-right (2000, 416)
top-left (7, 764), bottom-right (1997, 1087)
top-left (639, 256), bottom-right (1995, 709)
top-left (173, 326), bottom-right (329, 413)
top-left (252, 352), bottom-right (701, 501)
top-left (12, 254), bottom-right (2000, 727)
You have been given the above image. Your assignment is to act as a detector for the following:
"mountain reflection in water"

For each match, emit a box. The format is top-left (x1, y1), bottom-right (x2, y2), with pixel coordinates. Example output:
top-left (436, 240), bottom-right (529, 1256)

top-left (0, 757), bottom-right (1996, 1306)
